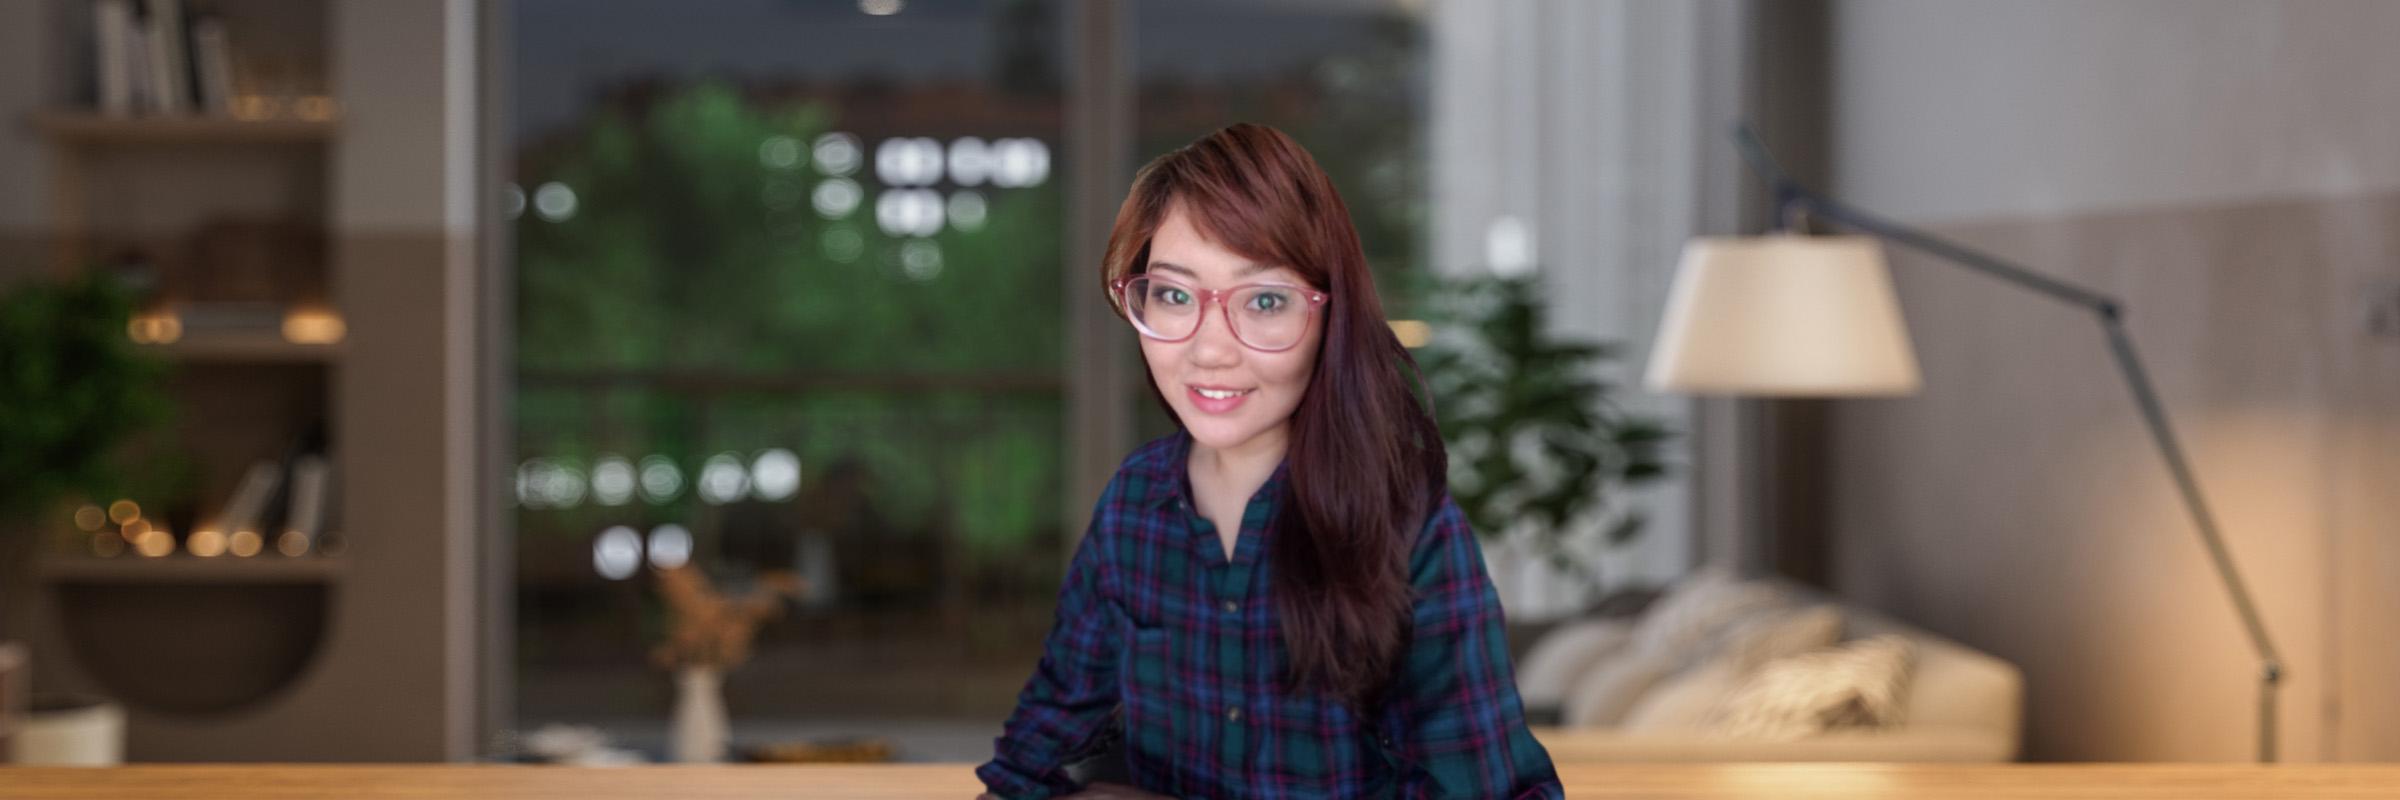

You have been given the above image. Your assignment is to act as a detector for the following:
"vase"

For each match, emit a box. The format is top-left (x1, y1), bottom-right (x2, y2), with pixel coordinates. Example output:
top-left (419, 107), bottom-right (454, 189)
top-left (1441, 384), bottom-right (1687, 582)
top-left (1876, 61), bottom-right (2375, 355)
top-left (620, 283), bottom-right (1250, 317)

top-left (670, 665), bottom-right (728, 763)
top-left (15, 693), bottom-right (124, 765)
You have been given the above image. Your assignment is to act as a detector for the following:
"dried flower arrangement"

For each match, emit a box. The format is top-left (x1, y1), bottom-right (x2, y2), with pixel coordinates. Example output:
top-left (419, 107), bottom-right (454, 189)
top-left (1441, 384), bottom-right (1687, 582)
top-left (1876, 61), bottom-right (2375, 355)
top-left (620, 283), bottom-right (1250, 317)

top-left (649, 565), bottom-right (803, 671)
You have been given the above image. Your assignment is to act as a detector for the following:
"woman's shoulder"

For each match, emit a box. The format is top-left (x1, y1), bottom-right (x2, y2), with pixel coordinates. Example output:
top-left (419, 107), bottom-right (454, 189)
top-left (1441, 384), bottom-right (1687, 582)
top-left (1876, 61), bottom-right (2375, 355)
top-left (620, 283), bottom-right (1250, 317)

top-left (1119, 428), bottom-right (1189, 478)
top-left (1079, 429), bottom-right (1189, 527)
top-left (1409, 490), bottom-right (1477, 570)
top-left (1102, 429), bottom-right (1188, 496)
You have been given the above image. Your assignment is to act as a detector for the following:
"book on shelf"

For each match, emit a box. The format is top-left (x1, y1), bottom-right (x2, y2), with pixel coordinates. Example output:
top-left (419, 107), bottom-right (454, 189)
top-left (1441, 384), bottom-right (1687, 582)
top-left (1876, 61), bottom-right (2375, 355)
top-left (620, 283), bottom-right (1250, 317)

top-left (283, 454), bottom-right (330, 555)
top-left (189, 13), bottom-right (234, 116)
top-left (93, 0), bottom-right (135, 115)
top-left (140, 0), bottom-right (190, 116)
top-left (266, 419), bottom-right (332, 556)
top-left (209, 459), bottom-right (283, 545)
top-left (89, 0), bottom-right (242, 118)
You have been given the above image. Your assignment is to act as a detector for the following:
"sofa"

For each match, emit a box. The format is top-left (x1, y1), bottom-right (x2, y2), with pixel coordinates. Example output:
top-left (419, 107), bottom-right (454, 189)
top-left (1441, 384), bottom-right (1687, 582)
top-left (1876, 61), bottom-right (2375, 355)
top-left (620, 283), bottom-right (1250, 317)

top-left (1516, 570), bottom-right (2023, 763)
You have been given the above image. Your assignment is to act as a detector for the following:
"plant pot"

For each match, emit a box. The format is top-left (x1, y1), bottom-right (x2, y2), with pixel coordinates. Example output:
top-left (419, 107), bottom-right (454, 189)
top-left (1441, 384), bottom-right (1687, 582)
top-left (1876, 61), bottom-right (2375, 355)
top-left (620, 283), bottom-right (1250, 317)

top-left (670, 665), bottom-right (727, 763)
top-left (15, 693), bottom-right (124, 765)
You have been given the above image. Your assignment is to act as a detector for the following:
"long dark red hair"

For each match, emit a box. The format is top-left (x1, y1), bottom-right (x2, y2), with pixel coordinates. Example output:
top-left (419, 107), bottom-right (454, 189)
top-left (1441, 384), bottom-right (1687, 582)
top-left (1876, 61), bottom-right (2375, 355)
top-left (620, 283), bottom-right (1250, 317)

top-left (1101, 123), bottom-right (1448, 709)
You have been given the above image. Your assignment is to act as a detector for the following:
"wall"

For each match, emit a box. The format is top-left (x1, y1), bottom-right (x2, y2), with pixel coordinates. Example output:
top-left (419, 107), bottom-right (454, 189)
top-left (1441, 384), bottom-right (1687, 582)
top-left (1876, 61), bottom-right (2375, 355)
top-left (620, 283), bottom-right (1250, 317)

top-left (321, 0), bottom-right (483, 761)
top-left (1819, 0), bottom-right (2400, 761)
top-left (0, 1), bottom-right (54, 274)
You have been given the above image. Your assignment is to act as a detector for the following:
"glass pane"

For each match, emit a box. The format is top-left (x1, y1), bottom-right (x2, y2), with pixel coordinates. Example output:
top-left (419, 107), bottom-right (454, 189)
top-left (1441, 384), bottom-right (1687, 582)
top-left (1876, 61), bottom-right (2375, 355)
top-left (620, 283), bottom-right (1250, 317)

top-left (509, 0), bottom-right (1068, 756)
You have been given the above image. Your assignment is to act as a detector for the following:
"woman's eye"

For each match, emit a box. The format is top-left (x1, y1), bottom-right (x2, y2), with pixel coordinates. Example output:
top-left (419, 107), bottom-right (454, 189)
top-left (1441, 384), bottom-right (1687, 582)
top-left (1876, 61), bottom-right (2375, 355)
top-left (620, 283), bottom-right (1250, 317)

top-left (1247, 292), bottom-right (1290, 313)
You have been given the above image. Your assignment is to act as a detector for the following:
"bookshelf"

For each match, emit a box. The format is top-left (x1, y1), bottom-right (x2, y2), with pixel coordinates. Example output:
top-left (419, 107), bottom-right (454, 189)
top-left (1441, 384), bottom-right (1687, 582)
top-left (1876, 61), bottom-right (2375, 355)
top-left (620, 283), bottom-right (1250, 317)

top-left (38, 553), bottom-right (344, 585)
top-left (141, 331), bottom-right (345, 364)
top-left (22, 0), bottom-right (355, 753)
top-left (16, 0), bottom-right (481, 763)
top-left (30, 111), bottom-right (337, 145)
top-left (34, 97), bottom-right (346, 572)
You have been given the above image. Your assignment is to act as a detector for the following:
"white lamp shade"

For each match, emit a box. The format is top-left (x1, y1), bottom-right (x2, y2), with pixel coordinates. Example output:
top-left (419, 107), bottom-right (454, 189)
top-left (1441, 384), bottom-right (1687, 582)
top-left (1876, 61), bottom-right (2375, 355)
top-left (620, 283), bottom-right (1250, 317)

top-left (1645, 235), bottom-right (1922, 396)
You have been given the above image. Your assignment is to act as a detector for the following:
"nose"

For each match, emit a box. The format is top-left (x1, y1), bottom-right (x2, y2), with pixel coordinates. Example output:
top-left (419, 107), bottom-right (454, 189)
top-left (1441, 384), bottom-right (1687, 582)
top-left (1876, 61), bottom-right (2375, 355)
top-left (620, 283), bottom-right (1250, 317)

top-left (1185, 301), bottom-right (1243, 368)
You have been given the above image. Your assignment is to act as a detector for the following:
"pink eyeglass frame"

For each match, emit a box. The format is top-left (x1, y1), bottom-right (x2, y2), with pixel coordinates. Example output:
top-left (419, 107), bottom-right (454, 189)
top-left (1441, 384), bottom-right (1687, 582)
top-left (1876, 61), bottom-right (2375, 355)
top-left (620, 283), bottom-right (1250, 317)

top-left (1110, 274), bottom-right (1331, 353)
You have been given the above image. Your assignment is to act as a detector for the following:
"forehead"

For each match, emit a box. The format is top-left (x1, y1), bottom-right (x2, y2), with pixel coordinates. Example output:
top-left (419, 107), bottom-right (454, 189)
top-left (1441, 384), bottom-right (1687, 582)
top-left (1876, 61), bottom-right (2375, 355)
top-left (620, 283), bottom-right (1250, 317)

top-left (1147, 203), bottom-right (1304, 285)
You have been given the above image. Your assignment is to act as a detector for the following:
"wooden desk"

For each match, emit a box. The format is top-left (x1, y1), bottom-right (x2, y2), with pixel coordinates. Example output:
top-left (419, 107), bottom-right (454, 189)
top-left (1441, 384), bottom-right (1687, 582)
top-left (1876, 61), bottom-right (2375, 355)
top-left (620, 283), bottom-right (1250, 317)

top-left (2, 763), bottom-right (2397, 799)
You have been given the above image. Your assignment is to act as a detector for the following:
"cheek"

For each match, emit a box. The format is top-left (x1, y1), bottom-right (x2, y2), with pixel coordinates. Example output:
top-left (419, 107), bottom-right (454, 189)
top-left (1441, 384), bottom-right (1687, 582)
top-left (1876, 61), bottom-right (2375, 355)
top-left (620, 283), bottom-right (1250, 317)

top-left (1260, 340), bottom-right (1320, 396)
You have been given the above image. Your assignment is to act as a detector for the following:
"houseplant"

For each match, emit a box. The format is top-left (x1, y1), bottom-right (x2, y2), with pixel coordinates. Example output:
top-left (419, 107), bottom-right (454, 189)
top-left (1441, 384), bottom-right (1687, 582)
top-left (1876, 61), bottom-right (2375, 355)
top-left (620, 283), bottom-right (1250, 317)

top-left (1413, 272), bottom-right (1674, 609)
top-left (0, 269), bottom-right (172, 762)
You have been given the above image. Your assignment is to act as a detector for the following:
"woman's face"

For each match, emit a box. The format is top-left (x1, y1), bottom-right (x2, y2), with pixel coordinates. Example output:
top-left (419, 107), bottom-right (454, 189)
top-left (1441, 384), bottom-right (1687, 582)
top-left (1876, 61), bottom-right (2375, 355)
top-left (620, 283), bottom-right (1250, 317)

top-left (1136, 204), bottom-right (1323, 455)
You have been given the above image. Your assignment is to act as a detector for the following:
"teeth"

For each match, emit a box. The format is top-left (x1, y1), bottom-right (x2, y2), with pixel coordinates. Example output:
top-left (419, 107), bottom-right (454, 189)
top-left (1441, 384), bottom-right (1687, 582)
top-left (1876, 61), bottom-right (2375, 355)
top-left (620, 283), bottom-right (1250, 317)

top-left (1195, 388), bottom-right (1249, 400)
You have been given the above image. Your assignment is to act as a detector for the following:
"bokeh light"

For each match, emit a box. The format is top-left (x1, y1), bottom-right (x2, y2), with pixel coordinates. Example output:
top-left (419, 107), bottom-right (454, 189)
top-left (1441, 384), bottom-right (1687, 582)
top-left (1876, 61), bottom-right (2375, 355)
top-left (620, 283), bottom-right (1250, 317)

top-left (751, 449), bottom-right (802, 501)
top-left (697, 453), bottom-right (749, 505)
top-left (187, 529), bottom-right (228, 558)
top-left (134, 529), bottom-right (174, 558)
top-left (946, 190), bottom-right (987, 232)
top-left (647, 524), bottom-right (693, 570)
top-left (813, 132), bottom-right (863, 177)
top-left (533, 181), bottom-right (579, 222)
top-left (638, 455), bottom-right (683, 504)
top-left (593, 526), bottom-right (642, 580)
top-left (591, 455), bottom-right (636, 506)
top-left (758, 135), bottom-right (804, 170)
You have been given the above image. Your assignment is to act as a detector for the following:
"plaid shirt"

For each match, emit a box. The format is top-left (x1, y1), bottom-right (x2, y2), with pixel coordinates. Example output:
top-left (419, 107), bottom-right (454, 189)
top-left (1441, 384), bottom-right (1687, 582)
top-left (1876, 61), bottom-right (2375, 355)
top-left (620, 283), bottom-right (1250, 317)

top-left (978, 430), bottom-right (1563, 799)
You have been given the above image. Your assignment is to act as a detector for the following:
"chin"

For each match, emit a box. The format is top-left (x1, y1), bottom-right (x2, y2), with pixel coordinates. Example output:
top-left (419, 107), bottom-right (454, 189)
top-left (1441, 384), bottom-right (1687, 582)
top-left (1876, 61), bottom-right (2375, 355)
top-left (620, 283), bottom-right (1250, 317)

top-left (1176, 399), bottom-right (1290, 453)
top-left (1184, 418), bottom-right (1265, 451)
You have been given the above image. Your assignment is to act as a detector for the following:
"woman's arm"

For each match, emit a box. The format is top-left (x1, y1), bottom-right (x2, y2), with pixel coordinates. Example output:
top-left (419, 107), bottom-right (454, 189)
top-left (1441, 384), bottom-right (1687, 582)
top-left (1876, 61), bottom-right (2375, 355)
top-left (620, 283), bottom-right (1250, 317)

top-left (975, 500), bottom-right (1127, 800)
top-left (1385, 498), bottom-right (1566, 800)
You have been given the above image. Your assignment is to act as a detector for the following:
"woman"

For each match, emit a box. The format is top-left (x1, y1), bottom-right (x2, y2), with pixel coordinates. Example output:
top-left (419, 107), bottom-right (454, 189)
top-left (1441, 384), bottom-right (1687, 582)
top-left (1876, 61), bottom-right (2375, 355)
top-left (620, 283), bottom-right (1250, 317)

top-left (977, 123), bottom-right (1562, 800)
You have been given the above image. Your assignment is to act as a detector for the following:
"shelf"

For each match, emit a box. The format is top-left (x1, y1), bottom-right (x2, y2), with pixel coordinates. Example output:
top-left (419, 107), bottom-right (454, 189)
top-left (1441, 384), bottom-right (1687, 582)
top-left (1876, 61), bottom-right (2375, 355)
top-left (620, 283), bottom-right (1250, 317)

top-left (31, 111), bottom-right (338, 146)
top-left (40, 554), bottom-right (345, 585)
top-left (142, 332), bottom-right (345, 364)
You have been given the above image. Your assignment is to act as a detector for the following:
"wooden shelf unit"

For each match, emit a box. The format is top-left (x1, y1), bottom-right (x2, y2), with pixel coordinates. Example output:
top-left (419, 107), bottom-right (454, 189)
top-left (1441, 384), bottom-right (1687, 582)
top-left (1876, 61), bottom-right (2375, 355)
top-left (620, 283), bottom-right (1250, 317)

top-left (39, 554), bottom-right (345, 585)
top-left (140, 330), bottom-right (345, 364)
top-left (30, 111), bottom-right (339, 146)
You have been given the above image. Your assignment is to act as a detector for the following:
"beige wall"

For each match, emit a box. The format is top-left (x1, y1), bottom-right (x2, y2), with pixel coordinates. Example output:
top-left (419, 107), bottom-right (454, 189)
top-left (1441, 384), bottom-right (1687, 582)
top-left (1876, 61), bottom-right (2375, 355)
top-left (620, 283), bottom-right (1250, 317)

top-left (1822, 0), bottom-right (2400, 762)
top-left (325, 0), bottom-right (483, 761)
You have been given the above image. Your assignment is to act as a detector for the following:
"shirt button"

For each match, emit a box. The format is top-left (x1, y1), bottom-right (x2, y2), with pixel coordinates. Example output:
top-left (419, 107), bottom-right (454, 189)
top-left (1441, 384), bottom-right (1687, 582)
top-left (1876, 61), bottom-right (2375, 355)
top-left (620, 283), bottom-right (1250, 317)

top-left (1225, 705), bottom-right (1242, 722)
top-left (1221, 600), bottom-right (1238, 613)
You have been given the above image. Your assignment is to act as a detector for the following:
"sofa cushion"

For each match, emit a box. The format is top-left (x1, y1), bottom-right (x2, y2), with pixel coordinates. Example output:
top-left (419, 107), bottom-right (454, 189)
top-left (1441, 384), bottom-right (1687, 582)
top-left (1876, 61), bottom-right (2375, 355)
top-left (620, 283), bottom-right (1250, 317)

top-left (1560, 648), bottom-right (1682, 727)
top-left (1516, 618), bottom-right (1635, 718)
top-left (1629, 567), bottom-right (1787, 671)
top-left (1709, 634), bottom-right (1917, 741)
top-left (1619, 605), bottom-right (1845, 732)
top-left (1719, 604), bottom-right (1845, 674)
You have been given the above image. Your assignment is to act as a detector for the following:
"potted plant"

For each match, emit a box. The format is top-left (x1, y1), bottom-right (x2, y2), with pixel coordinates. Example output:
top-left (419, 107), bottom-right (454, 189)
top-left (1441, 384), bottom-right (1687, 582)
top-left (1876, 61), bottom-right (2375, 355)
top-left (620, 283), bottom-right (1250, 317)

top-left (0, 269), bottom-right (170, 763)
top-left (1414, 272), bottom-right (1674, 610)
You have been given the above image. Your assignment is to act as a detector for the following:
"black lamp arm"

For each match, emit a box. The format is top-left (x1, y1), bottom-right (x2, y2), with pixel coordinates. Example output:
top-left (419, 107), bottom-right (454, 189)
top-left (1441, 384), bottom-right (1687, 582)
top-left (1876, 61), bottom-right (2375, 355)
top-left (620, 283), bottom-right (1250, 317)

top-left (1728, 121), bottom-right (2286, 763)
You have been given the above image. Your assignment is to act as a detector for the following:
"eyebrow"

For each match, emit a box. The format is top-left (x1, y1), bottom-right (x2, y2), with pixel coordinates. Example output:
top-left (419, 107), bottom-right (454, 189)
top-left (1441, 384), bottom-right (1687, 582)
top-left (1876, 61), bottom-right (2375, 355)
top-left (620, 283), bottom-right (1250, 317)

top-left (1147, 260), bottom-right (1276, 279)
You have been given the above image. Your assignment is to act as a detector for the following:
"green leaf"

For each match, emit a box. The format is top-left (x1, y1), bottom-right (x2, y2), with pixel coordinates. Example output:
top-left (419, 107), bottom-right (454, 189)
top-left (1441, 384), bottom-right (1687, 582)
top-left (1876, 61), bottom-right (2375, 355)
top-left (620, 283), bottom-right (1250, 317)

top-left (1606, 512), bottom-right (1646, 546)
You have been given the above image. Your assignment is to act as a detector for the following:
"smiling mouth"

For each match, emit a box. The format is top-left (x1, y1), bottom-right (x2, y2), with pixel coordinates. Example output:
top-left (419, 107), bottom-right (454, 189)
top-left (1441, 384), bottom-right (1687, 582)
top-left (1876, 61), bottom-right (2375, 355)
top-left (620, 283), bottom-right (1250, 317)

top-left (1193, 387), bottom-right (1253, 400)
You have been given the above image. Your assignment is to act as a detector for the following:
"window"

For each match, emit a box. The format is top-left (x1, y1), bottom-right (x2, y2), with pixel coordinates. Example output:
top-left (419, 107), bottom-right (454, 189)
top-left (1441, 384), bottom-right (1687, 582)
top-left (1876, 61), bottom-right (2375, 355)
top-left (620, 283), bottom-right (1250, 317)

top-left (505, 0), bottom-right (1426, 757)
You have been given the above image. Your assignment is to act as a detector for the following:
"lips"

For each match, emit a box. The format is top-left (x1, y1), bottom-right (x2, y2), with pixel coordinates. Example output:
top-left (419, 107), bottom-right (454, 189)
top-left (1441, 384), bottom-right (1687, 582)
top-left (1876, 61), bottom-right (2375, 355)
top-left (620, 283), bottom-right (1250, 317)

top-left (1186, 384), bottom-right (1254, 415)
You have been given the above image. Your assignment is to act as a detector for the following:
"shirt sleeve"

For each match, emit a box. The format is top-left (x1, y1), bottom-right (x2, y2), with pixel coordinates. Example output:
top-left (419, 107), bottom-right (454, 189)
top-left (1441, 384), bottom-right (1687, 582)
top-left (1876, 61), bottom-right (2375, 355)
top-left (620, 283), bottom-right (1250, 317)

top-left (1388, 496), bottom-right (1566, 800)
top-left (976, 493), bottom-right (1127, 800)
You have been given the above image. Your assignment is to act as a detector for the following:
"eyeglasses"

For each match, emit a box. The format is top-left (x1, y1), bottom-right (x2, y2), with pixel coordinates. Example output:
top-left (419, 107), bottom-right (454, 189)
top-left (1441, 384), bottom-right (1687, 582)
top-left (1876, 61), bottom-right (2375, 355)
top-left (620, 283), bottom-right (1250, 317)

top-left (1111, 274), bottom-right (1330, 353)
